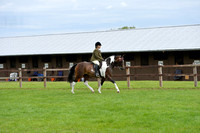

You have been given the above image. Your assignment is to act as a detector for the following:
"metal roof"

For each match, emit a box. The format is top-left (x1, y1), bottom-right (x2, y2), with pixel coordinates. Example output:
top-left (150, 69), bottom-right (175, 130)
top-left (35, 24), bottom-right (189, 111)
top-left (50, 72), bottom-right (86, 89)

top-left (0, 24), bottom-right (200, 56)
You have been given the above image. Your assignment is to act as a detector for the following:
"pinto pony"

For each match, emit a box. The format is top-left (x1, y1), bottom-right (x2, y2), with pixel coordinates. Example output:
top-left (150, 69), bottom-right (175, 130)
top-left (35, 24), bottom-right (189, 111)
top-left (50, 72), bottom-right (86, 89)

top-left (68, 55), bottom-right (125, 94)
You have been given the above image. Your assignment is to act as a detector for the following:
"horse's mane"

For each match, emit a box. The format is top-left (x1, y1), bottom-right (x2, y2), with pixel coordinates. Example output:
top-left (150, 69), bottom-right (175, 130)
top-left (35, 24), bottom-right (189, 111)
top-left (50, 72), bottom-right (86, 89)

top-left (105, 55), bottom-right (115, 66)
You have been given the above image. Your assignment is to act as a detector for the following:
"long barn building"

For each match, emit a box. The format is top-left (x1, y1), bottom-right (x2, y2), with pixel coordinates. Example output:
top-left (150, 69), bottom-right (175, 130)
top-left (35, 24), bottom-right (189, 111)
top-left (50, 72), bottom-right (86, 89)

top-left (0, 24), bottom-right (200, 81)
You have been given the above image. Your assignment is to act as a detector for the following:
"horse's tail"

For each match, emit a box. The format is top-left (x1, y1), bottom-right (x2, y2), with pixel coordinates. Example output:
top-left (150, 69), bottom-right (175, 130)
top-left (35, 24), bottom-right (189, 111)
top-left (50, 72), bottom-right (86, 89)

top-left (67, 64), bottom-right (77, 83)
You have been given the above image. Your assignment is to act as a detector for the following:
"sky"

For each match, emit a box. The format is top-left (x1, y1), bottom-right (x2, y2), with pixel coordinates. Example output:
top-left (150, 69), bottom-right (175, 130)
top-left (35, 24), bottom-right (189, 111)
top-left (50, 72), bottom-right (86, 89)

top-left (0, 0), bottom-right (200, 37)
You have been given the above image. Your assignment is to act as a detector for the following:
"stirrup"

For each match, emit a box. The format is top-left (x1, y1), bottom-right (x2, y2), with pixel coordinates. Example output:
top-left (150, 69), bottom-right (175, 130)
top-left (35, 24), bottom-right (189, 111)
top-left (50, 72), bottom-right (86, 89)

top-left (95, 73), bottom-right (100, 78)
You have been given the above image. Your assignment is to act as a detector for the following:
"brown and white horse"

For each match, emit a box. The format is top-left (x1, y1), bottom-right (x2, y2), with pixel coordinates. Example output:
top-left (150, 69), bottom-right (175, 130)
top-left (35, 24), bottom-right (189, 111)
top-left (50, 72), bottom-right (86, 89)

top-left (68, 55), bottom-right (125, 94)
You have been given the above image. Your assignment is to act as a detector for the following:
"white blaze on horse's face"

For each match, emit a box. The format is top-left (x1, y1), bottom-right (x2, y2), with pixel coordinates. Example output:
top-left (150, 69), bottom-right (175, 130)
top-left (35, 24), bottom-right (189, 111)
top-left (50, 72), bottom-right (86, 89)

top-left (110, 55), bottom-right (115, 64)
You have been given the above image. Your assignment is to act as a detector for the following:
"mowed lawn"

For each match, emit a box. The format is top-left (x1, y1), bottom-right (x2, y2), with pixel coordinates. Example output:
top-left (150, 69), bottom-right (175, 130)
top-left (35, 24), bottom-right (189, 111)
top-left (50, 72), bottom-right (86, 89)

top-left (0, 81), bottom-right (200, 133)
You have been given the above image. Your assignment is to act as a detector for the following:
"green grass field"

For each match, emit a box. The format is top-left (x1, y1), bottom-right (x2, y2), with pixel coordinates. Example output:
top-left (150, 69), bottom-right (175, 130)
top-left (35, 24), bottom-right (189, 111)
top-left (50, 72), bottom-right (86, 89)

top-left (0, 81), bottom-right (200, 133)
top-left (0, 80), bottom-right (200, 89)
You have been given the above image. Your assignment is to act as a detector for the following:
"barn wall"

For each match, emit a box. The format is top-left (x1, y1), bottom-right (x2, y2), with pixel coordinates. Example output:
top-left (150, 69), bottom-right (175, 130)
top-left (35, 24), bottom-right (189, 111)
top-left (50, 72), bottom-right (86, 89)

top-left (0, 51), bottom-right (200, 81)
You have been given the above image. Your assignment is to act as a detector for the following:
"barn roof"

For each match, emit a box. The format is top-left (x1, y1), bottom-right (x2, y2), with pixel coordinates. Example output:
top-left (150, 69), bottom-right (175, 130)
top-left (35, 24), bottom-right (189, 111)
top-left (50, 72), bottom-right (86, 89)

top-left (0, 24), bottom-right (200, 56)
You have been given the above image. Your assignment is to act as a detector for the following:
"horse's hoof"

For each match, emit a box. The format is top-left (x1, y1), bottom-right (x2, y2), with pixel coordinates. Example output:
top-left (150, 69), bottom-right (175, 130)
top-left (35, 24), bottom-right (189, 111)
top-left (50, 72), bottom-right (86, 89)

top-left (92, 91), bottom-right (95, 93)
top-left (71, 91), bottom-right (75, 94)
top-left (117, 91), bottom-right (120, 93)
top-left (98, 90), bottom-right (101, 94)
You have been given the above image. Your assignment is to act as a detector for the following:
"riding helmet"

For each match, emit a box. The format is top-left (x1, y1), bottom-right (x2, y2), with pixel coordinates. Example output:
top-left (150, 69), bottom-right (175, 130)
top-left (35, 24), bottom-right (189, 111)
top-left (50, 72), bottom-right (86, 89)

top-left (95, 42), bottom-right (102, 48)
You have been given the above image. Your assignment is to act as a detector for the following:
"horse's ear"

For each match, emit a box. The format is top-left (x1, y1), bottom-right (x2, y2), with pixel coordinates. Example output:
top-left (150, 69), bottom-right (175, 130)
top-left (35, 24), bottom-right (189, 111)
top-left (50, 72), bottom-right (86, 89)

top-left (122, 54), bottom-right (125, 59)
top-left (114, 55), bottom-right (117, 60)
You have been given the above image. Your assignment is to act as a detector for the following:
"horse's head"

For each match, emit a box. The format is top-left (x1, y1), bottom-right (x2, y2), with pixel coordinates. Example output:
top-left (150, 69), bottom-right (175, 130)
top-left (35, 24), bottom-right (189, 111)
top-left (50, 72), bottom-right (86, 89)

top-left (114, 55), bottom-right (125, 70)
top-left (106, 55), bottom-right (125, 70)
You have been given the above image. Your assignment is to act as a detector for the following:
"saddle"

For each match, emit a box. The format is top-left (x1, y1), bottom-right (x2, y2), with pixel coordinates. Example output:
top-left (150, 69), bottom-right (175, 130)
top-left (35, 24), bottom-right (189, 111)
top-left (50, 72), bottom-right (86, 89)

top-left (91, 61), bottom-right (102, 68)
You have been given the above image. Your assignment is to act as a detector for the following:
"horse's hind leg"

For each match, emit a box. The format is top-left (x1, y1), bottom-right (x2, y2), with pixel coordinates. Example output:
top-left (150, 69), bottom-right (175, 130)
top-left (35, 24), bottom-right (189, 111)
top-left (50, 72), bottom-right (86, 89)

top-left (83, 75), bottom-right (94, 93)
top-left (71, 71), bottom-right (83, 93)
top-left (84, 81), bottom-right (94, 93)
top-left (71, 82), bottom-right (76, 94)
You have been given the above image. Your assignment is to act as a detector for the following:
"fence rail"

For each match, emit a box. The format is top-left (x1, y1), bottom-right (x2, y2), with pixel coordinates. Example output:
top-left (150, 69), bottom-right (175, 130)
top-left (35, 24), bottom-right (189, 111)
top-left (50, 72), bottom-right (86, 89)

top-left (125, 64), bottom-right (200, 88)
top-left (0, 64), bottom-right (199, 88)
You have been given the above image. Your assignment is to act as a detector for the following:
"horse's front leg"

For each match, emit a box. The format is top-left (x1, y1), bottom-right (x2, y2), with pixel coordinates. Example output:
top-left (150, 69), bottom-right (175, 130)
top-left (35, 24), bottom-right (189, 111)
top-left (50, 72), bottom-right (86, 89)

top-left (107, 76), bottom-right (120, 93)
top-left (114, 82), bottom-right (120, 93)
top-left (98, 78), bottom-right (105, 93)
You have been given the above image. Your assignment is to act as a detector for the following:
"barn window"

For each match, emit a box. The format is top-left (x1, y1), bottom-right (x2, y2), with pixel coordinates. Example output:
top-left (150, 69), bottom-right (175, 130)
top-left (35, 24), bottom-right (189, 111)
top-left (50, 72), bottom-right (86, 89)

top-left (141, 53), bottom-right (149, 66)
top-left (69, 62), bottom-right (74, 68)
top-left (41, 55), bottom-right (52, 62)
top-left (19, 56), bottom-right (28, 63)
top-left (0, 64), bottom-right (3, 69)
top-left (66, 54), bottom-right (77, 62)
top-left (153, 52), bottom-right (168, 60)
top-left (189, 51), bottom-right (200, 59)
top-left (21, 64), bottom-right (26, 68)
top-left (56, 56), bottom-right (63, 68)
top-left (32, 56), bottom-right (38, 68)
top-left (175, 53), bottom-right (184, 65)
top-left (10, 57), bottom-right (16, 68)
top-left (0, 57), bottom-right (6, 63)
top-left (44, 63), bottom-right (49, 68)
top-left (124, 53), bottom-right (134, 61)
top-left (82, 54), bottom-right (90, 62)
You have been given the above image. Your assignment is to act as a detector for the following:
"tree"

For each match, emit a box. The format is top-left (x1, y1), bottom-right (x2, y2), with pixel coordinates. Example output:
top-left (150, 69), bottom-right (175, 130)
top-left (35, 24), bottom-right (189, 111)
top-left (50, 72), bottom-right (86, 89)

top-left (118, 26), bottom-right (136, 30)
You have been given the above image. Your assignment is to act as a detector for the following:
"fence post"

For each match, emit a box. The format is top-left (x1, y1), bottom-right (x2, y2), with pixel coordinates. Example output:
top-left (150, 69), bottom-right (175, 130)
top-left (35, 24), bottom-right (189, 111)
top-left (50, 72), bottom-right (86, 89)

top-left (19, 68), bottom-right (22, 88)
top-left (193, 66), bottom-right (198, 87)
top-left (126, 67), bottom-right (130, 88)
top-left (43, 67), bottom-right (47, 88)
top-left (158, 65), bottom-right (163, 87)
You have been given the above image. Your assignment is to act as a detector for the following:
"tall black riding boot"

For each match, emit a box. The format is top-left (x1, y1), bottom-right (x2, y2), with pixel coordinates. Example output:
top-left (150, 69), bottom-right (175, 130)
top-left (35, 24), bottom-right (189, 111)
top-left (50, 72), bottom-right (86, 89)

top-left (94, 64), bottom-right (100, 78)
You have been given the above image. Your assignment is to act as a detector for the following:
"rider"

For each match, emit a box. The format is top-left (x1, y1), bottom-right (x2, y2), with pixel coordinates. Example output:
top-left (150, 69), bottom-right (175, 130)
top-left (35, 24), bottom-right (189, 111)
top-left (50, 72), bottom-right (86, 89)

top-left (91, 42), bottom-right (104, 77)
